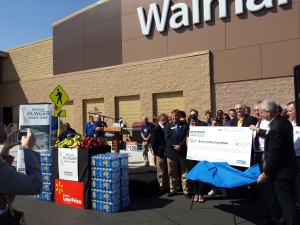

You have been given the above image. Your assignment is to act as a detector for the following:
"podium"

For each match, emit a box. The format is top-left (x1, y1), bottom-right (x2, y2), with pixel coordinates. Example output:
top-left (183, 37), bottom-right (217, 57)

top-left (104, 127), bottom-right (129, 152)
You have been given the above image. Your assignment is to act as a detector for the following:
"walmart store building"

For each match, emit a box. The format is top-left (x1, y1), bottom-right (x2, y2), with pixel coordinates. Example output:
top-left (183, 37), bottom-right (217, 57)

top-left (0, 0), bottom-right (299, 133)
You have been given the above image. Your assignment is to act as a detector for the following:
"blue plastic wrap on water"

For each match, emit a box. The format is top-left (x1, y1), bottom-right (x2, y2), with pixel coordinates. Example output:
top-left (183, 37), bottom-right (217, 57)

top-left (99, 189), bottom-right (121, 202)
top-left (41, 163), bottom-right (51, 173)
top-left (91, 189), bottom-right (100, 200)
top-left (120, 186), bottom-right (129, 199)
top-left (98, 200), bottom-right (121, 213)
top-left (120, 177), bottom-right (129, 187)
top-left (91, 154), bottom-right (120, 168)
top-left (92, 199), bottom-right (99, 210)
top-left (119, 153), bottom-right (129, 166)
top-left (121, 196), bottom-right (130, 208)
top-left (91, 178), bottom-right (121, 191)
top-left (40, 151), bottom-right (51, 164)
top-left (36, 192), bottom-right (52, 202)
top-left (120, 166), bottom-right (129, 176)
top-left (120, 173), bottom-right (129, 181)
top-left (100, 178), bottom-right (121, 191)
top-left (96, 168), bottom-right (120, 179)
top-left (42, 182), bottom-right (52, 192)
top-left (92, 199), bottom-right (121, 213)
top-left (91, 157), bottom-right (97, 167)
top-left (91, 178), bottom-right (98, 188)
top-left (91, 188), bottom-right (121, 202)
top-left (42, 173), bottom-right (52, 182)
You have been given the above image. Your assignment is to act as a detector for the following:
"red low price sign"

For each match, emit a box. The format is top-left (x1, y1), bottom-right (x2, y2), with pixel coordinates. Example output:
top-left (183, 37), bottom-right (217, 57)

top-left (55, 179), bottom-right (84, 209)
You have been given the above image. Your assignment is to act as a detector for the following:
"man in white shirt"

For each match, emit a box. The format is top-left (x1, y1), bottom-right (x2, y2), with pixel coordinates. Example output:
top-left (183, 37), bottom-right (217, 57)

top-left (250, 101), bottom-right (270, 171)
top-left (287, 101), bottom-right (300, 207)
top-left (287, 101), bottom-right (300, 156)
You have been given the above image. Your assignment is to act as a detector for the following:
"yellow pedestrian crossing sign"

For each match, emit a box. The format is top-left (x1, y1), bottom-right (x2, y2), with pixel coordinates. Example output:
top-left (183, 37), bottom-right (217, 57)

top-left (54, 109), bottom-right (66, 117)
top-left (49, 85), bottom-right (69, 109)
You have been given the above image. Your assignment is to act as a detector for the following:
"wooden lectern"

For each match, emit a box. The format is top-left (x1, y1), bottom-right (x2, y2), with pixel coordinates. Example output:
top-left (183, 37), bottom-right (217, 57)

top-left (104, 127), bottom-right (128, 152)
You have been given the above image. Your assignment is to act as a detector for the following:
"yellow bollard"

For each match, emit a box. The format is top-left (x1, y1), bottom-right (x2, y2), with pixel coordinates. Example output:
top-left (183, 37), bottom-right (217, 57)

top-left (57, 129), bottom-right (62, 136)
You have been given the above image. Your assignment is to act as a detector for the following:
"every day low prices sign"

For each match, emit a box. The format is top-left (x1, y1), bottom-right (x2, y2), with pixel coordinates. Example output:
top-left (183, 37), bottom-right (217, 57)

top-left (17, 104), bottom-right (52, 172)
top-left (187, 126), bottom-right (253, 167)
top-left (55, 179), bottom-right (84, 209)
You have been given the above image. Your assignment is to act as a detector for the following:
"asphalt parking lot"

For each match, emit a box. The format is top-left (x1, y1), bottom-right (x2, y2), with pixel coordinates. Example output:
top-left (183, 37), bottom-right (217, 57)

top-left (14, 190), bottom-right (269, 225)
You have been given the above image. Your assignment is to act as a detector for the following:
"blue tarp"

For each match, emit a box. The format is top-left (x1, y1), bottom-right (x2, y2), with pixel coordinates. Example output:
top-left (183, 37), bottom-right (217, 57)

top-left (185, 161), bottom-right (261, 188)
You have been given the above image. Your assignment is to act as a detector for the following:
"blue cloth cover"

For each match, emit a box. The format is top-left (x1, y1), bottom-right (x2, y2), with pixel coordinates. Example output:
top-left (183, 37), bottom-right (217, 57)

top-left (185, 161), bottom-right (260, 188)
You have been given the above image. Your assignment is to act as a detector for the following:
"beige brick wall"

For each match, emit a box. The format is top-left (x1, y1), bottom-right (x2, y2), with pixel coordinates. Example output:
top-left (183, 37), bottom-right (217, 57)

top-left (215, 77), bottom-right (294, 115)
top-left (0, 49), bottom-right (211, 134)
top-left (83, 98), bottom-right (105, 122)
top-left (154, 91), bottom-right (184, 116)
top-left (2, 39), bottom-right (53, 82)
top-left (116, 95), bottom-right (141, 127)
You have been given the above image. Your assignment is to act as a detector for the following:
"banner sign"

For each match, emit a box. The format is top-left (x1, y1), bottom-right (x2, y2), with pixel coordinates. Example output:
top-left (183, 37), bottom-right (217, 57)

top-left (187, 126), bottom-right (253, 167)
top-left (58, 148), bottom-right (79, 181)
top-left (55, 179), bottom-right (84, 209)
top-left (126, 141), bottom-right (138, 151)
top-left (17, 104), bottom-right (52, 172)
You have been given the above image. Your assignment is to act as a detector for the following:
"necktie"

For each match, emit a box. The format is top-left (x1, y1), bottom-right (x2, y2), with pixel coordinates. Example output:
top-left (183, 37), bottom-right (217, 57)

top-left (254, 120), bottom-right (261, 150)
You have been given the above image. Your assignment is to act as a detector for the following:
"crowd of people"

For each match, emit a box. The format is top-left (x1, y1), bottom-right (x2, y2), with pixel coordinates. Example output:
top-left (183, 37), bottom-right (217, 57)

top-left (141, 100), bottom-right (300, 225)
top-left (1, 100), bottom-right (299, 224)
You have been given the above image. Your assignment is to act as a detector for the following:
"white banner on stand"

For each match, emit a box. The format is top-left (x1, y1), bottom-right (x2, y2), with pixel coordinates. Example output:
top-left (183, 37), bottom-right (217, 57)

top-left (17, 104), bottom-right (52, 172)
top-left (187, 126), bottom-right (253, 167)
top-left (58, 148), bottom-right (79, 182)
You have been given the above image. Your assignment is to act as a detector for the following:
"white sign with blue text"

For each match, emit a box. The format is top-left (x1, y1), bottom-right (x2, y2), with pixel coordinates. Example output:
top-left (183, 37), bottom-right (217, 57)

top-left (187, 126), bottom-right (253, 167)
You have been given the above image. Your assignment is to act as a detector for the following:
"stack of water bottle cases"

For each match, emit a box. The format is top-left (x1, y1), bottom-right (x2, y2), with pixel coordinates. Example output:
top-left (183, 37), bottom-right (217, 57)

top-left (91, 152), bottom-right (130, 213)
top-left (35, 150), bottom-right (52, 201)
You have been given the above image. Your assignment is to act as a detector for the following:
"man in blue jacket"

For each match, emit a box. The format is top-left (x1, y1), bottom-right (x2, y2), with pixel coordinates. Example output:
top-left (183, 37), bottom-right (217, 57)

top-left (164, 109), bottom-right (191, 198)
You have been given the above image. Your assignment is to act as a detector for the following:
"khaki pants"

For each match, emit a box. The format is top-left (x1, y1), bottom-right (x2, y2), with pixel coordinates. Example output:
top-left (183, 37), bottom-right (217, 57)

top-left (167, 157), bottom-right (190, 194)
top-left (156, 155), bottom-right (169, 190)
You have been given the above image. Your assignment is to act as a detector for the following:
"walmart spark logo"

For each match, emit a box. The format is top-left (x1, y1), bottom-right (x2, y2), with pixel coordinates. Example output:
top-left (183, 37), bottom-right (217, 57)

top-left (55, 181), bottom-right (64, 195)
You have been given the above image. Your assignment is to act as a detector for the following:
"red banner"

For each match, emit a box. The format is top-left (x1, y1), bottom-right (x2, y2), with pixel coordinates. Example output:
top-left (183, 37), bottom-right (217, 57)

top-left (55, 179), bottom-right (84, 209)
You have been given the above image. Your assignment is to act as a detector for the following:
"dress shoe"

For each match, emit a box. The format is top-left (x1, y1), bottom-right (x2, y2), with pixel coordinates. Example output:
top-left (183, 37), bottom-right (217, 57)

top-left (167, 192), bottom-right (177, 197)
top-left (184, 193), bottom-right (192, 199)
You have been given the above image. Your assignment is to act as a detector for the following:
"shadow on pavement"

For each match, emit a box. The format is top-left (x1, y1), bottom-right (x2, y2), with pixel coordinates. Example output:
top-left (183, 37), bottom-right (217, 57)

top-left (120, 196), bottom-right (174, 212)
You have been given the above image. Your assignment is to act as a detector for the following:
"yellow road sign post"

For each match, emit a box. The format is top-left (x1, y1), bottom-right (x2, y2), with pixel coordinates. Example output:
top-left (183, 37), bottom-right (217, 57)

top-left (49, 85), bottom-right (69, 109)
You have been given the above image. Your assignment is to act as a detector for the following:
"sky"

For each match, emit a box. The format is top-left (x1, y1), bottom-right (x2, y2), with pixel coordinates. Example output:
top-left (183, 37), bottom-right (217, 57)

top-left (0, 0), bottom-right (100, 50)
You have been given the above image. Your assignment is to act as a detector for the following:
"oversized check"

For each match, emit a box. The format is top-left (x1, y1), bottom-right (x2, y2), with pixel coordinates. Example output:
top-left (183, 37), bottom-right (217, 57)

top-left (187, 126), bottom-right (253, 167)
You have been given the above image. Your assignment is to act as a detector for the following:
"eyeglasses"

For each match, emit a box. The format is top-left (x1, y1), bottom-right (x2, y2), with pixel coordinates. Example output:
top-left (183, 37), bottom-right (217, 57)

top-left (235, 108), bottom-right (243, 110)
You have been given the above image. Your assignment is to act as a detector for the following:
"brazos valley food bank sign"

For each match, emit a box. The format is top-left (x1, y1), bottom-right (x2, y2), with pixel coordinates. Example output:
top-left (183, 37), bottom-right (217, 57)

top-left (137, 0), bottom-right (288, 35)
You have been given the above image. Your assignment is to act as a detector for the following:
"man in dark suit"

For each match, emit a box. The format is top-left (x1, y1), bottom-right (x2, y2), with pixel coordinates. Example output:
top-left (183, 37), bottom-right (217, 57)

top-left (190, 109), bottom-right (208, 126)
top-left (257, 99), bottom-right (299, 225)
top-left (151, 113), bottom-right (169, 195)
top-left (230, 103), bottom-right (257, 127)
top-left (164, 109), bottom-right (190, 198)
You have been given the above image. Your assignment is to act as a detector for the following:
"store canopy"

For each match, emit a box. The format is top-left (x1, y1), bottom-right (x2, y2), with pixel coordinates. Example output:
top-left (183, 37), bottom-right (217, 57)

top-left (185, 161), bottom-right (260, 189)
